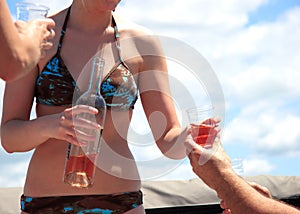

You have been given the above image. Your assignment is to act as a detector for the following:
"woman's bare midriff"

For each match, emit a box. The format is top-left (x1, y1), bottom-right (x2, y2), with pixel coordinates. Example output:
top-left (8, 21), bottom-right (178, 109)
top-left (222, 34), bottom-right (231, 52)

top-left (23, 105), bottom-right (141, 197)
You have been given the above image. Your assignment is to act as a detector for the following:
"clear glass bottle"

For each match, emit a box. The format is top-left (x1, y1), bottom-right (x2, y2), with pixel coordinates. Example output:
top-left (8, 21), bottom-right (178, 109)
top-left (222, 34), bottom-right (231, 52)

top-left (63, 56), bottom-right (106, 188)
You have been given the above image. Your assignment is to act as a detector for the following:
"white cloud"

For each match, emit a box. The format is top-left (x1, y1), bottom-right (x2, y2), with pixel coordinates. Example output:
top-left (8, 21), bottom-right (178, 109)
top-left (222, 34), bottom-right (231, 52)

top-left (257, 116), bottom-right (300, 156)
top-left (213, 5), bottom-right (300, 162)
top-left (223, 106), bottom-right (300, 157)
top-left (118, 0), bottom-right (268, 29)
top-left (0, 161), bottom-right (28, 187)
top-left (136, 158), bottom-right (195, 181)
top-left (193, 7), bottom-right (300, 96)
top-left (243, 158), bottom-right (274, 175)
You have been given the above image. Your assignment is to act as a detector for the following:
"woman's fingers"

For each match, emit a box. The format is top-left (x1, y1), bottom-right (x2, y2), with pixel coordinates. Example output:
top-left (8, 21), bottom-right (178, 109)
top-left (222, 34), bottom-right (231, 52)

top-left (70, 105), bottom-right (98, 115)
top-left (58, 105), bottom-right (101, 145)
top-left (62, 106), bottom-right (100, 128)
top-left (72, 115), bottom-right (101, 129)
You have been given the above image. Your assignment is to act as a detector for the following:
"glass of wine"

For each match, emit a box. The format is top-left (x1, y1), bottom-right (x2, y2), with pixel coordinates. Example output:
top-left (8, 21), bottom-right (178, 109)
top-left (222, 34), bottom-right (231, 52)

top-left (186, 105), bottom-right (217, 148)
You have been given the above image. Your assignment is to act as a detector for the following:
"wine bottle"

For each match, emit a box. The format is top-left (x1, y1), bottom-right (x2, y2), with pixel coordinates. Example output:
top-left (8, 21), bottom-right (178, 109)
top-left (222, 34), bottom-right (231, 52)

top-left (63, 56), bottom-right (106, 188)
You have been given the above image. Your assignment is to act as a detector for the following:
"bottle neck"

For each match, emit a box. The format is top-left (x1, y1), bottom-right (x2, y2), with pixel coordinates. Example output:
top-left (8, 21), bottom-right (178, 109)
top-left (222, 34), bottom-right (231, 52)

top-left (88, 57), bottom-right (105, 94)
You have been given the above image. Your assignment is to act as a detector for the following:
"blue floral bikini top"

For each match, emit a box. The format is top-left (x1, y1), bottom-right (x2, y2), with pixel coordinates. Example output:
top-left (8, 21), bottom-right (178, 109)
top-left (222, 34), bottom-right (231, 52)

top-left (35, 8), bottom-right (138, 111)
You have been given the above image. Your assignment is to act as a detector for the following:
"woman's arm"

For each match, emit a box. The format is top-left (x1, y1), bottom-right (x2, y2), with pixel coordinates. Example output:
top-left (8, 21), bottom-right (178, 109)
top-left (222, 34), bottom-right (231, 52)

top-left (138, 36), bottom-right (186, 160)
top-left (0, 0), bottom-right (55, 82)
top-left (1, 68), bottom-right (100, 153)
top-left (1, 67), bottom-right (47, 152)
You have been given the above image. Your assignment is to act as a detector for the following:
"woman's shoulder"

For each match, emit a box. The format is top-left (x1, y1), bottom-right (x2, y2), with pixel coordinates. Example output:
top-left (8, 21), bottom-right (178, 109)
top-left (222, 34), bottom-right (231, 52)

top-left (113, 14), bottom-right (164, 61)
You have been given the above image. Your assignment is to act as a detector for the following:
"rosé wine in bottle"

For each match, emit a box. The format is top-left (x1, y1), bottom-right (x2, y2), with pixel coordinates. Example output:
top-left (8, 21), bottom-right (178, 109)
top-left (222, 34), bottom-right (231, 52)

top-left (63, 56), bottom-right (106, 188)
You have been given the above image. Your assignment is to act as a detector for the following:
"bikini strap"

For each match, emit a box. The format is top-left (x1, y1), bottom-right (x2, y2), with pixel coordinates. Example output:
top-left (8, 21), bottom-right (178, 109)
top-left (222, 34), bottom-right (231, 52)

top-left (112, 16), bottom-right (126, 65)
top-left (57, 7), bottom-right (71, 54)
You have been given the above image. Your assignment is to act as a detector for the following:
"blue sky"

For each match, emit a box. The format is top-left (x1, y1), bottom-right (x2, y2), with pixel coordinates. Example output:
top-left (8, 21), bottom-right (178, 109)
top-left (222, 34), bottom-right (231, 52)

top-left (1, 0), bottom-right (300, 187)
top-left (248, 0), bottom-right (300, 24)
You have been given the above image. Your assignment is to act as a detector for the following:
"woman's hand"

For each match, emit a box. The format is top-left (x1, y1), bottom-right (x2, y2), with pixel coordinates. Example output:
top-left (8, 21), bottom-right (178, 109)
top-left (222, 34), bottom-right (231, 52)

top-left (43, 105), bottom-right (101, 146)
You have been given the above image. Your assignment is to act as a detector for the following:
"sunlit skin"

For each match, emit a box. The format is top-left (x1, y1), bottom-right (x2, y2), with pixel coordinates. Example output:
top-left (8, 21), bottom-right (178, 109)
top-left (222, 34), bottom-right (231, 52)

top-left (185, 137), bottom-right (300, 214)
top-left (0, 0), bottom-right (55, 82)
top-left (1, 0), bottom-right (187, 213)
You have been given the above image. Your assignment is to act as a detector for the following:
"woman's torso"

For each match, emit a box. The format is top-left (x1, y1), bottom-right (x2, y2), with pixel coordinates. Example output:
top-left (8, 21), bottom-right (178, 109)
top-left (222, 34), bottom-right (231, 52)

top-left (24, 108), bottom-right (142, 197)
top-left (24, 8), bottom-right (144, 197)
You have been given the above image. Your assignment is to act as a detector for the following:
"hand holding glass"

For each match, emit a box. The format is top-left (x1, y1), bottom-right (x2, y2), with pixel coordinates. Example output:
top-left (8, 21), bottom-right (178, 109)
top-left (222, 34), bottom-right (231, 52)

top-left (186, 106), bottom-right (218, 148)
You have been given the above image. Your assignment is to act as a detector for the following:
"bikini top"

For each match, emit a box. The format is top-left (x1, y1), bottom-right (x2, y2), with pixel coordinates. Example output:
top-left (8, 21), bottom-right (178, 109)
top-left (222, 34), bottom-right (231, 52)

top-left (35, 8), bottom-right (138, 111)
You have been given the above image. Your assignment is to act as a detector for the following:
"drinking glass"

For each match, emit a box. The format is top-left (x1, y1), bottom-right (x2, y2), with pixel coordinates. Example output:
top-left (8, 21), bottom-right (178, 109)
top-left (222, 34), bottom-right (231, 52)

top-left (16, 2), bottom-right (49, 21)
top-left (186, 105), bottom-right (217, 148)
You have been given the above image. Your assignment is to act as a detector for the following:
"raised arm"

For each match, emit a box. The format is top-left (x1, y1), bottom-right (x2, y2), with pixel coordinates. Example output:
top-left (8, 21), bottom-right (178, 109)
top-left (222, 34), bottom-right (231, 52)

top-left (0, 0), bottom-right (55, 81)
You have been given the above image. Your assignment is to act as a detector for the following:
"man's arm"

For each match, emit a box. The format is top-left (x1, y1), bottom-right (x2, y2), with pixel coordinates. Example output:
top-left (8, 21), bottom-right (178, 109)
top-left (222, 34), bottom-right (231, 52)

top-left (185, 137), bottom-right (300, 214)
top-left (215, 167), bottom-right (299, 214)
